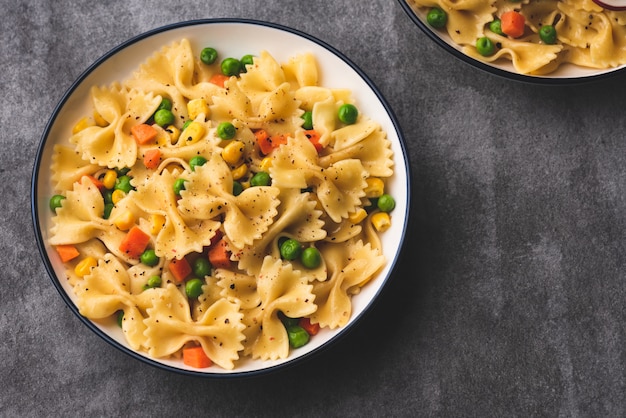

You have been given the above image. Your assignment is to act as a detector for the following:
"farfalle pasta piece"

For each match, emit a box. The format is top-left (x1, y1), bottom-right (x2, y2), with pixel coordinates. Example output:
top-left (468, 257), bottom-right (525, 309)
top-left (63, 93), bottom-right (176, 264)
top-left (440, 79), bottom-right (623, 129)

top-left (71, 85), bottom-right (161, 168)
top-left (281, 52), bottom-right (319, 88)
top-left (231, 257), bottom-right (316, 360)
top-left (133, 168), bottom-right (220, 259)
top-left (50, 144), bottom-right (100, 193)
top-left (143, 284), bottom-right (246, 370)
top-left (178, 155), bottom-right (280, 249)
top-left (311, 240), bottom-right (385, 329)
top-left (75, 254), bottom-right (150, 350)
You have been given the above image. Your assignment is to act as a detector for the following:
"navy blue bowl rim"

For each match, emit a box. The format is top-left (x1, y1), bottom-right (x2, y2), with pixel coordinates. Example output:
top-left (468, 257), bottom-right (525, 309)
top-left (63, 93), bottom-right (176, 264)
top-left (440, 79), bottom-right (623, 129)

top-left (397, 0), bottom-right (625, 85)
top-left (31, 18), bottom-right (413, 379)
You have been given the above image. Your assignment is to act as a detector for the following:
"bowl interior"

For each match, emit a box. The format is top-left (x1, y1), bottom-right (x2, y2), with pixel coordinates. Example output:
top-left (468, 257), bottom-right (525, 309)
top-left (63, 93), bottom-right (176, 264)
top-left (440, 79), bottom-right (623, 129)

top-left (32, 19), bottom-right (411, 376)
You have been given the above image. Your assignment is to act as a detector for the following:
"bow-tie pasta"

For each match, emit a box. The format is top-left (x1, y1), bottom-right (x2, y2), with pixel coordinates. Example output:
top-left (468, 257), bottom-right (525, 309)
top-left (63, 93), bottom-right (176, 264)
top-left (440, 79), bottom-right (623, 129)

top-left (47, 39), bottom-right (396, 370)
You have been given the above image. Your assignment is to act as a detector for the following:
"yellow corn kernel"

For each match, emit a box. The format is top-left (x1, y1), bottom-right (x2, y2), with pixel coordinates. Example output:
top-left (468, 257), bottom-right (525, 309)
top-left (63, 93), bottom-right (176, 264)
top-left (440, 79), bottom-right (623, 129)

top-left (180, 121), bottom-right (205, 144)
top-left (93, 110), bottom-right (108, 127)
top-left (111, 189), bottom-right (126, 204)
top-left (113, 210), bottom-right (135, 231)
top-left (75, 256), bottom-right (98, 277)
top-left (150, 214), bottom-right (166, 235)
top-left (221, 140), bottom-right (245, 166)
top-left (231, 163), bottom-right (248, 180)
top-left (187, 98), bottom-right (210, 120)
top-left (259, 156), bottom-right (273, 171)
top-left (164, 125), bottom-right (180, 144)
top-left (364, 178), bottom-right (385, 198)
top-left (371, 212), bottom-right (391, 232)
top-left (102, 170), bottom-right (117, 190)
top-left (72, 117), bottom-right (93, 134)
top-left (348, 208), bottom-right (368, 224)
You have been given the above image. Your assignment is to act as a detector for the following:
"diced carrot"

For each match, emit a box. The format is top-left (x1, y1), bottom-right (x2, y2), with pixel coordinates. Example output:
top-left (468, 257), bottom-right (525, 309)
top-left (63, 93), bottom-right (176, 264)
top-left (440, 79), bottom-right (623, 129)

top-left (56, 244), bottom-right (80, 263)
top-left (143, 148), bottom-right (161, 169)
top-left (208, 238), bottom-right (231, 269)
top-left (254, 129), bottom-right (290, 155)
top-left (119, 226), bottom-right (151, 258)
top-left (131, 123), bottom-right (158, 145)
top-left (84, 175), bottom-right (105, 191)
top-left (304, 130), bottom-right (323, 153)
top-left (299, 317), bottom-right (320, 336)
top-left (183, 345), bottom-right (212, 368)
top-left (169, 257), bottom-right (192, 282)
top-left (501, 11), bottom-right (526, 38)
top-left (209, 73), bottom-right (230, 88)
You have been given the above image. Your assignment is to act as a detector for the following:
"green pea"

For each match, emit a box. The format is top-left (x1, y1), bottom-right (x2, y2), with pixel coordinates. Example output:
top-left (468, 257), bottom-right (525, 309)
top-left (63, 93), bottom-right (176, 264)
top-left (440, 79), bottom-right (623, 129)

top-left (49, 194), bottom-right (65, 212)
top-left (539, 25), bottom-right (557, 44)
top-left (278, 311), bottom-right (299, 328)
top-left (280, 238), bottom-right (302, 261)
top-left (193, 257), bottom-right (212, 278)
top-left (301, 247), bottom-right (321, 269)
top-left (240, 54), bottom-right (254, 72)
top-left (338, 104), bottom-right (358, 125)
top-left (115, 175), bottom-right (133, 193)
top-left (140, 249), bottom-right (159, 267)
top-left (476, 37), bottom-right (495, 56)
top-left (217, 122), bottom-right (236, 140)
top-left (200, 47), bottom-right (218, 65)
top-left (185, 278), bottom-right (204, 299)
top-left (377, 194), bottom-right (396, 213)
top-left (250, 171), bottom-right (271, 187)
top-left (302, 111), bottom-right (313, 130)
top-left (426, 7), bottom-right (447, 29)
top-left (173, 178), bottom-right (187, 196)
top-left (146, 275), bottom-right (162, 289)
top-left (116, 310), bottom-right (124, 328)
top-left (221, 57), bottom-right (242, 76)
top-left (189, 155), bottom-right (207, 171)
top-left (287, 325), bottom-right (310, 348)
top-left (116, 167), bottom-right (130, 177)
top-left (157, 98), bottom-right (172, 111)
top-left (103, 202), bottom-right (114, 219)
top-left (233, 181), bottom-right (243, 196)
top-left (154, 108), bottom-right (175, 127)
top-left (489, 19), bottom-right (503, 35)
top-left (103, 189), bottom-right (113, 204)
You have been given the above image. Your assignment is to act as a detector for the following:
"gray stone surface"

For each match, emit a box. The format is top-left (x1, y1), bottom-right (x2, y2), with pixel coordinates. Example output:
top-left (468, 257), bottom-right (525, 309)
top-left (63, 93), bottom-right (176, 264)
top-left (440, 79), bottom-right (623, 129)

top-left (3, 1), bottom-right (626, 417)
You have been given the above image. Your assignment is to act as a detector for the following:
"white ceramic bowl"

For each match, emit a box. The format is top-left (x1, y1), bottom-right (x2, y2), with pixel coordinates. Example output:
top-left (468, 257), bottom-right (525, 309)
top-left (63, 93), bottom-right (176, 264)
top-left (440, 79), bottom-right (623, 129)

top-left (31, 19), bottom-right (411, 377)
top-left (399, 0), bottom-right (626, 84)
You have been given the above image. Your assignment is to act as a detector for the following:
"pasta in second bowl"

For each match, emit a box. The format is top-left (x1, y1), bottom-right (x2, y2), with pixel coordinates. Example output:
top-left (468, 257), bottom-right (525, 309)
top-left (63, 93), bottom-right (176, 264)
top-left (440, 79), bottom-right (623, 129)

top-left (399, 0), bottom-right (626, 83)
top-left (31, 19), bottom-right (411, 377)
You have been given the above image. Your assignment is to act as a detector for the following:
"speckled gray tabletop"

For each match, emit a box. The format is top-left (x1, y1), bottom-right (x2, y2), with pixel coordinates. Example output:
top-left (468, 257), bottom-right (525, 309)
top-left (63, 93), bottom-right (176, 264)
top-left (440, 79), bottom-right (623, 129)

top-left (3, 1), bottom-right (625, 417)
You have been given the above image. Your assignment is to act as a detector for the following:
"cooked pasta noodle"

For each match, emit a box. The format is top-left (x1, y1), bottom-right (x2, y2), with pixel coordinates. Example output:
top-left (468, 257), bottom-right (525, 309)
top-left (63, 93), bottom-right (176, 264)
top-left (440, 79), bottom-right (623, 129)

top-left (407, 0), bottom-right (626, 75)
top-left (49, 39), bottom-right (395, 369)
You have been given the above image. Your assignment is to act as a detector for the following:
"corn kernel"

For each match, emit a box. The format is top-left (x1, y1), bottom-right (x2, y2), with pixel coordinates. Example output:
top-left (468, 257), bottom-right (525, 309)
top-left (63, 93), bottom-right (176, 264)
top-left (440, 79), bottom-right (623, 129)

top-left (348, 208), bottom-right (368, 224)
top-left (72, 117), bottom-right (93, 134)
top-left (111, 189), bottom-right (126, 204)
top-left (371, 212), bottom-right (391, 232)
top-left (93, 110), bottom-right (108, 127)
top-left (113, 210), bottom-right (135, 231)
top-left (75, 256), bottom-right (98, 277)
top-left (187, 98), bottom-right (210, 120)
top-left (102, 170), bottom-right (117, 190)
top-left (231, 163), bottom-right (248, 180)
top-left (259, 157), bottom-right (273, 171)
top-left (364, 178), bottom-right (385, 198)
top-left (221, 140), bottom-right (245, 166)
top-left (164, 125), bottom-right (180, 144)
top-left (150, 214), bottom-right (166, 235)
top-left (180, 121), bottom-right (205, 144)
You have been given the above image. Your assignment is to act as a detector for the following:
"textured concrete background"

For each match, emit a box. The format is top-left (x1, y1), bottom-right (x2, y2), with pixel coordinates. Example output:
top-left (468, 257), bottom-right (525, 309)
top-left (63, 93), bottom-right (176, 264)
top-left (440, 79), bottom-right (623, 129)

top-left (3, 1), bottom-right (626, 417)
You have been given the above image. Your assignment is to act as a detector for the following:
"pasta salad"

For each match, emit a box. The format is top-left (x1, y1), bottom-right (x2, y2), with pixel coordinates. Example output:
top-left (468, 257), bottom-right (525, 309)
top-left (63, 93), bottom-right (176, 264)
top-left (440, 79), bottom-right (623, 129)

top-left (407, 0), bottom-right (626, 75)
top-left (47, 39), bottom-right (396, 370)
